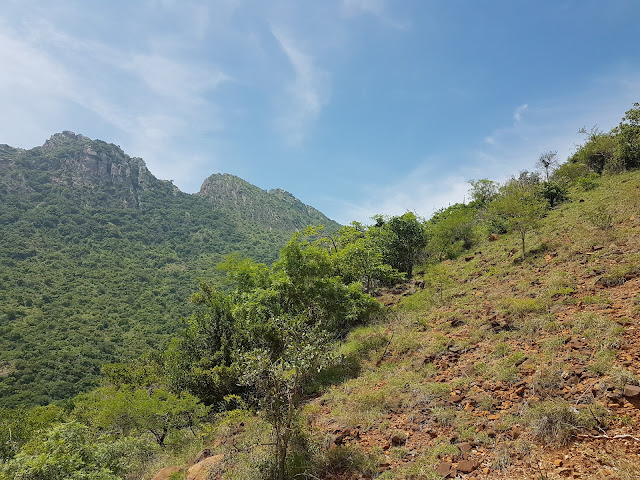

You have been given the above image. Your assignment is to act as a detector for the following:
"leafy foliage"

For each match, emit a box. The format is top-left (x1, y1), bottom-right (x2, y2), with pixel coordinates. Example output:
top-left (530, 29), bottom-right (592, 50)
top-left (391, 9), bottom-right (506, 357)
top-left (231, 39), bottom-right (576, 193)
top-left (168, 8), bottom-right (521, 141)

top-left (489, 180), bottom-right (548, 258)
top-left (0, 134), bottom-right (338, 407)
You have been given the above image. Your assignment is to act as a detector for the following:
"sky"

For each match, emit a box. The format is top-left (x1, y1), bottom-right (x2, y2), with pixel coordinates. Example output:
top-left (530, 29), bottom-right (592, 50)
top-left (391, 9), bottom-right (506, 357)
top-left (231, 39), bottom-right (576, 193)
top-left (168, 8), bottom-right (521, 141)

top-left (2, 0), bottom-right (640, 224)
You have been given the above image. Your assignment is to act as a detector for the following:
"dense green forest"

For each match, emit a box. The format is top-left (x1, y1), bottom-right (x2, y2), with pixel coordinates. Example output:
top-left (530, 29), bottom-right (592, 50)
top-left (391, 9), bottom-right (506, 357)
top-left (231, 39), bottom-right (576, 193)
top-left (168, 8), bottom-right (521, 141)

top-left (0, 103), bottom-right (639, 479)
top-left (0, 132), bottom-right (338, 407)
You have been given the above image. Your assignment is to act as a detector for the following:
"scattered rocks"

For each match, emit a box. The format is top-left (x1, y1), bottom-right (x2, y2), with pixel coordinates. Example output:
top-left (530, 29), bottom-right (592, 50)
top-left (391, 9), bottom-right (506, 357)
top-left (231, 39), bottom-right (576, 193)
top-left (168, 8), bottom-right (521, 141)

top-left (489, 233), bottom-right (500, 241)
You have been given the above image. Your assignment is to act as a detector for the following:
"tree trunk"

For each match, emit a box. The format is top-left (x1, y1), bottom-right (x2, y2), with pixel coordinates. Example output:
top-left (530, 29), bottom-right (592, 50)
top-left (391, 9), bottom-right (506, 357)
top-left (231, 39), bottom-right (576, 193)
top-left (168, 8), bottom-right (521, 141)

top-left (521, 232), bottom-right (526, 259)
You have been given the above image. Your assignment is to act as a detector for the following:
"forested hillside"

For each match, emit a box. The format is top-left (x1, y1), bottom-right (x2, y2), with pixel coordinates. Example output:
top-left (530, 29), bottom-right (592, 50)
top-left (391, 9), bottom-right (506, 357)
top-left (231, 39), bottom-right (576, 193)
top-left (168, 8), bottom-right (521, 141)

top-left (0, 132), bottom-right (339, 407)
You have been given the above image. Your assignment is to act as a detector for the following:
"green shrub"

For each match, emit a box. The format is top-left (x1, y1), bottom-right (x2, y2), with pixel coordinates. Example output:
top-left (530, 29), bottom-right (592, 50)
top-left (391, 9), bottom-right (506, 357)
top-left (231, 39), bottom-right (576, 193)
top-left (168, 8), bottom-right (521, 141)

top-left (430, 407), bottom-right (458, 426)
top-left (576, 173), bottom-right (599, 191)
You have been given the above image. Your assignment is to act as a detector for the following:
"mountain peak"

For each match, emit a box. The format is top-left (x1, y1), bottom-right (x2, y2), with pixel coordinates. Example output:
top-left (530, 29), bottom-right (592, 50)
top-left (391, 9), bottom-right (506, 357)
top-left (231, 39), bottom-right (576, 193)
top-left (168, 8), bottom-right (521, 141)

top-left (42, 131), bottom-right (90, 150)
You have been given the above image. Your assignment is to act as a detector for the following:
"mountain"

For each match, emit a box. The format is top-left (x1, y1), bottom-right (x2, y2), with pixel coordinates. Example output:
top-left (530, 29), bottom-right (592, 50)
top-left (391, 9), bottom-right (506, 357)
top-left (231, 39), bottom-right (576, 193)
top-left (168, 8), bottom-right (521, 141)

top-left (198, 173), bottom-right (335, 232)
top-left (0, 132), bottom-right (339, 407)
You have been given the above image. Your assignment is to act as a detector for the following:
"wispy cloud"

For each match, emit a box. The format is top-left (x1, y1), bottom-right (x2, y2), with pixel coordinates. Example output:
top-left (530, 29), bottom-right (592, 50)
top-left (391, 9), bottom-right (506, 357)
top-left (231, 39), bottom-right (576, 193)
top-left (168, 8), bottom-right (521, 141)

top-left (513, 103), bottom-right (528, 123)
top-left (271, 26), bottom-right (330, 147)
top-left (341, 0), bottom-right (407, 29)
top-left (0, 12), bottom-right (231, 188)
top-left (340, 160), bottom-right (471, 224)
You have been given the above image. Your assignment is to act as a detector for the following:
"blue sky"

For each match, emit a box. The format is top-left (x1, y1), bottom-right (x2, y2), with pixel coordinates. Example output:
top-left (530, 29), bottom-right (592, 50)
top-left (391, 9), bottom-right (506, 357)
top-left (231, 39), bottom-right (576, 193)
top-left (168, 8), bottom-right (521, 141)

top-left (2, 1), bottom-right (640, 224)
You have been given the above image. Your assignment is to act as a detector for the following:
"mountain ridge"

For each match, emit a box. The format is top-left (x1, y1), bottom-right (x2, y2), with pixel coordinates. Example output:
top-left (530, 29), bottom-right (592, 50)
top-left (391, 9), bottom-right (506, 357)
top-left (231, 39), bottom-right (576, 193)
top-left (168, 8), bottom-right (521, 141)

top-left (0, 132), bottom-right (339, 406)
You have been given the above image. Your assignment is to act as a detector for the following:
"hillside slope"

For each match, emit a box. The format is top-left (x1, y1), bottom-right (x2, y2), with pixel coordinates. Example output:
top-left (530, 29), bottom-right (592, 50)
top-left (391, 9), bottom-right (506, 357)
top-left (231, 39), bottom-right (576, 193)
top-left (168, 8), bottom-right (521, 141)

top-left (0, 132), bottom-right (339, 407)
top-left (161, 170), bottom-right (640, 480)
top-left (310, 170), bottom-right (640, 479)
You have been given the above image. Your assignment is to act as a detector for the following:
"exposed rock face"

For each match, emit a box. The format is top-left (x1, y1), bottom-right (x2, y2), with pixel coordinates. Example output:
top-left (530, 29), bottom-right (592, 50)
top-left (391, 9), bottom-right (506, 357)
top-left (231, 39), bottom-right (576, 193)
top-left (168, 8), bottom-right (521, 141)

top-left (42, 132), bottom-right (154, 207)
top-left (2, 131), bottom-right (159, 208)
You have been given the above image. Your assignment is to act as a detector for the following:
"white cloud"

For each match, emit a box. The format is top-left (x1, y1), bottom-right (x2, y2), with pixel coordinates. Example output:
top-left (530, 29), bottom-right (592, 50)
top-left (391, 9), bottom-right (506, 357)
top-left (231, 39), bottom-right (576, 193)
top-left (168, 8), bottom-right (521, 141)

top-left (336, 69), bottom-right (640, 225)
top-left (340, 160), bottom-right (471, 224)
top-left (513, 103), bottom-right (528, 123)
top-left (341, 0), bottom-right (406, 29)
top-left (271, 26), bottom-right (330, 146)
top-left (124, 54), bottom-right (229, 104)
top-left (0, 13), bottom-right (231, 189)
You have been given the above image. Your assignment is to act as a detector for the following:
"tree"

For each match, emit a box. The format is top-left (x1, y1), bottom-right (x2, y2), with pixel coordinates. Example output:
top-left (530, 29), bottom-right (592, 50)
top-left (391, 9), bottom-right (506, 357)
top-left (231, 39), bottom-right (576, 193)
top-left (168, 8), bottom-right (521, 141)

top-left (240, 316), bottom-right (335, 480)
top-left (468, 179), bottom-right (498, 207)
top-left (614, 102), bottom-right (640, 170)
top-left (537, 150), bottom-right (559, 181)
top-left (570, 127), bottom-right (617, 173)
top-left (321, 224), bottom-right (403, 291)
top-left (0, 421), bottom-right (157, 480)
top-left (489, 181), bottom-right (547, 259)
top-left (334, 236), bottom-right (404, 291)
top-left (539, 181), bottom-right (568, 208)
top-left (163, 283), bottom-right (240, 406)
top-left (425, 204), bottom-right (476, 261)
top-left (0, 405), bottom-right (64, 462)
top-left (73, 387), bottom-right (209, 448)
top-left (378, 212), bottom-right (428, 277)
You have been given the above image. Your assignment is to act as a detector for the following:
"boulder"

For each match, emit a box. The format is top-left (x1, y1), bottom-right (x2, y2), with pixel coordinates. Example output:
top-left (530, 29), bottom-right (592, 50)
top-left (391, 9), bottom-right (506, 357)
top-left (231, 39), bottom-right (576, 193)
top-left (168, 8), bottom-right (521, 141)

top-left (457, 458), bottom-right (476, 473)
top-left (186, 454), bottom-right (224, 480)
top-left (151, 466), bottom-right (182, 480)
top-left (455, 442), bottom-right (472, 455)
top-left (435, 461), bottom-right (453, 477)
top-left (623, 385), bottom-right (640, 399)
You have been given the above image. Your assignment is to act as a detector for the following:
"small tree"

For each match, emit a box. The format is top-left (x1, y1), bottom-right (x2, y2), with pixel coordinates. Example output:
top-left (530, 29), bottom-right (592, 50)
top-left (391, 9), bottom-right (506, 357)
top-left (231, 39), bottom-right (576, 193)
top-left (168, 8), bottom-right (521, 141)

top-left (378, 212), bottom-right (428, 278)
top-left (468, 179), bottom-right (498, 207)
top-left (537, 150), bottom-right (559, 181)
top-left (489, 181), bottom-right (547, 259)
top-left (241, 316), bottom-right (335, 480)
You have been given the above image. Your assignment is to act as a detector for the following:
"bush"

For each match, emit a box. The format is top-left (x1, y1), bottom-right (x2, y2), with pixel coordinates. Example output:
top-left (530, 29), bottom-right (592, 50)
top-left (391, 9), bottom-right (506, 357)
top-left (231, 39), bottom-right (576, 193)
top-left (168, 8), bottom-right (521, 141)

top-left (531, 366), bottom-right (563, 396)
top-left (576, 173), bottom-right (600, 191)
top-left (315, 444), bottom-right (381, 477)
top-left (552, 162), bottom-right (589, 183)
top-left (586, 205), bottom-right (614, 230)
top-left (525, 399), bottom-right (605, 445)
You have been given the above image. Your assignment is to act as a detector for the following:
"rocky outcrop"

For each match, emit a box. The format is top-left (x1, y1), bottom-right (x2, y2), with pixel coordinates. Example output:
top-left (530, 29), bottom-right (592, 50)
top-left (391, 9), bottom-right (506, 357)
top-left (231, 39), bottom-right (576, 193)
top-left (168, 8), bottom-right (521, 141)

top-left (1, 131), bottom-right (162, 208)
